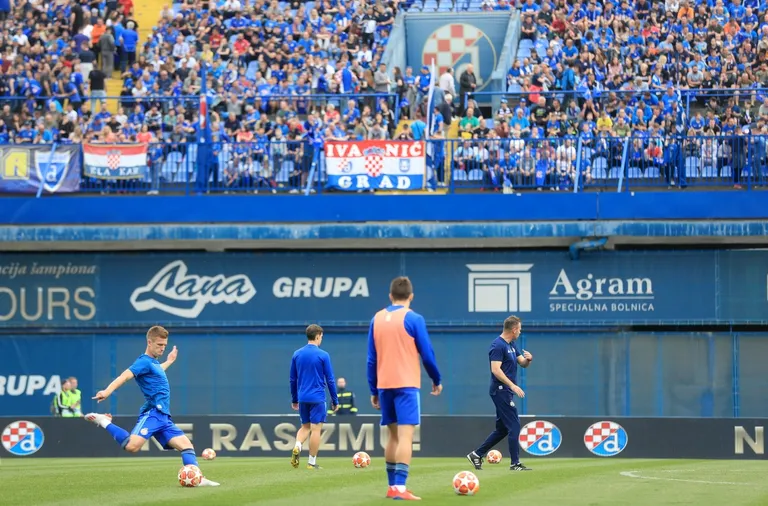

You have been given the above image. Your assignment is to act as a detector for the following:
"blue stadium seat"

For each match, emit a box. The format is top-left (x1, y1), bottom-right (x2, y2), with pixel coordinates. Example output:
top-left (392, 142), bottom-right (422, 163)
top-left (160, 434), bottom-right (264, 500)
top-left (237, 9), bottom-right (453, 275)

top-left (246, 61), bottom-right (260, 81)
top-left (591, 166), bottom-right (607, 180)
top-left (162, 152), bottom-right (184, 182)
top-left (700, 163), bottom-right (718, 178)
top-left (685, 157), bottom-right (700, 179)
top-left (468, 169), bottom-right (484, 181)
top-left (592, 156), bottom-right (608, 175)
top-left (183, 144), bottom-right (198, 169)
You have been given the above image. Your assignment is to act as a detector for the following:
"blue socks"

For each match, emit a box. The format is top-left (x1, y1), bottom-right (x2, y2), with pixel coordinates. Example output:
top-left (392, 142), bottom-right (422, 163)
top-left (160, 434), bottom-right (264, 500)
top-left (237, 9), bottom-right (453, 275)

top-left (106, 423), bottom-right (130, 448)
top-left (394, 463), bottom-right (409, 486)
top-left (181, 448), bottom-right (199, 467)
top-left (386, 462), bottom-right (396, 486)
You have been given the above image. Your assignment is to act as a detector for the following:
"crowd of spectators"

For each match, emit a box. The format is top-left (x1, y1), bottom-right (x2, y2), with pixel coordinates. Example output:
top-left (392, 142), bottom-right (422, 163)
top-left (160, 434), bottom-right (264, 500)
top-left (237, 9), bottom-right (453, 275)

top-left (0, 0), bottom-right (407, 147)
top-left (444, 0), bottom-right (768, 190)
top-left (2, 0), bottom-right (768, 191)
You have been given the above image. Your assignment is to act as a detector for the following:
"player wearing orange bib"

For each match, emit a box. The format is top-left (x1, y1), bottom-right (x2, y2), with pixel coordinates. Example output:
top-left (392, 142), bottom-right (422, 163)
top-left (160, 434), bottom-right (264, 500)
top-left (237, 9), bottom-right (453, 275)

top-left (367, 276), bottom-right (442, 501)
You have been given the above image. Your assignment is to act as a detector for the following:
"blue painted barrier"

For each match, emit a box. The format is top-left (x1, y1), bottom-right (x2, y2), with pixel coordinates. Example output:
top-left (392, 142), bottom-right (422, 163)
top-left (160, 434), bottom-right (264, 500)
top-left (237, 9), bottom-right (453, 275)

top-left (1, 191), bottom-right (767, 226)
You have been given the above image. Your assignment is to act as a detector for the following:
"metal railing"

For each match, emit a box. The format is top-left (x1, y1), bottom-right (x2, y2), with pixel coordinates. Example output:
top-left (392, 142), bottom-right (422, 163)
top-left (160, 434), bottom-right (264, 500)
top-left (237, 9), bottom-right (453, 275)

top-left (463, 88), bottom-right (768, 122)
top-left (6, 133), bottom-right (768, 196)
top-left (3, 134), bottom-right (768, 196)
top-left (439, 134), bottom-right (768, 192)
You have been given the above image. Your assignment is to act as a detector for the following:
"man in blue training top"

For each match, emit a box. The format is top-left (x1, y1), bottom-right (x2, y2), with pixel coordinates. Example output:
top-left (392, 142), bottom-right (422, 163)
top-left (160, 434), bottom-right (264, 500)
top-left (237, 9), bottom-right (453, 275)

top-left (466, 315), bottom-right (534, 472)
top-left (85, 326), bottom-right (219, 486)
top-left (290, 324), bottom-right (339, 470)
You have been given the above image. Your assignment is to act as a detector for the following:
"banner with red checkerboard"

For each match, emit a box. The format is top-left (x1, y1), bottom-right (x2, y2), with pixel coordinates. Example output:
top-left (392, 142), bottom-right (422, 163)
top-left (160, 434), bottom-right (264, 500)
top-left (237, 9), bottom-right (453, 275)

top-left (83, 143), bottom-right (149, 180)
top-left (325, 141), bottom-right (426, 191)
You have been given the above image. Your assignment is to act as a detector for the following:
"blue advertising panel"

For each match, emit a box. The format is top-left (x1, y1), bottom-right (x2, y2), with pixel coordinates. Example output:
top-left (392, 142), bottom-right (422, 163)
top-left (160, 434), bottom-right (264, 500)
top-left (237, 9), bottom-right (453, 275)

top-left (403, 251), bottom-right (718, 325)
top-left (405, 14), bottom-right (510, 93)
top-left (0, 336), bottom-right (94, 416)
top-left (0, 250), bottom-right (766, 327)
top-left (719, 251), bottom-right (768, 322)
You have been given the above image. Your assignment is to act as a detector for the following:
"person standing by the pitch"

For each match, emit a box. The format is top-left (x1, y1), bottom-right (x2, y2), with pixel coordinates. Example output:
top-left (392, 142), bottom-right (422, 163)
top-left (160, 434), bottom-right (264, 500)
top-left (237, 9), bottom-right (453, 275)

top-left (466, 315), bottom-right (534, 471)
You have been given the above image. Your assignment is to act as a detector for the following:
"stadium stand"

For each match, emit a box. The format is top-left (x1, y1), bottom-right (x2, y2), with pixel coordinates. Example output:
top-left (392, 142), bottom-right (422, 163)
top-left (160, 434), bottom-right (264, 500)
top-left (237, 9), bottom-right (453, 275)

top-left (1, 0), bottom-right (767, 194)
top-left (468, 0), bottom-right (768, 191)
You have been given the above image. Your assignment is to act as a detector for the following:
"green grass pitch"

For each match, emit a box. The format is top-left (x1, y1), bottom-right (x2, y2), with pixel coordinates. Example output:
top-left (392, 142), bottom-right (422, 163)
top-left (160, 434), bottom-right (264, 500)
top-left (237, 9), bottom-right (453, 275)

top-left (3, 457), bottom-right (767, 505)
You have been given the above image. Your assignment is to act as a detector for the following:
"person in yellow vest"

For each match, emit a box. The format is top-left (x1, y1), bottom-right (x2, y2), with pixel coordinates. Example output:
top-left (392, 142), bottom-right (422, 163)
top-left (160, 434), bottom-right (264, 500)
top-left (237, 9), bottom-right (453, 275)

top-left (53, 379), bottom-right (74, 417)
top-left (328, 377), bottom-right (358, 416)
top-left (67, 376), bottom-right (83, 417)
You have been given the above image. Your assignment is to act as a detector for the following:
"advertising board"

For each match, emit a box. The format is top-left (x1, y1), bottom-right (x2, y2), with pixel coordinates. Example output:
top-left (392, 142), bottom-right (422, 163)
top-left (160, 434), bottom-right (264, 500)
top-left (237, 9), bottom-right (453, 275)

top-left (2, 416), bottom-right (765, 460)
top-left (0, 251), bottom-right (767, 327)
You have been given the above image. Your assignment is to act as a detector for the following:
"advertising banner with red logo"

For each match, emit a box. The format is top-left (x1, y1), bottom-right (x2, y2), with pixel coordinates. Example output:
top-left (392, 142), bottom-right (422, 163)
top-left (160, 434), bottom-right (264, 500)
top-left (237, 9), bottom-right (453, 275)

top-left (83, 143), bottom-right (149, 180)
top-left (324, 140), bottom-right (426, 191)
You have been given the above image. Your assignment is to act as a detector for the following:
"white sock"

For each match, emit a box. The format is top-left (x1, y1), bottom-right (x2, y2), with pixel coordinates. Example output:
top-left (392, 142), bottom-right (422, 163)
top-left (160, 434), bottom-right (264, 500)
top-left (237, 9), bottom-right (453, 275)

top-left (294, 441), bottom-right (302, 452)
top-left (308, 455), bottom-right (316, 465)
top-left (395, 485), bottom-right (406, 492)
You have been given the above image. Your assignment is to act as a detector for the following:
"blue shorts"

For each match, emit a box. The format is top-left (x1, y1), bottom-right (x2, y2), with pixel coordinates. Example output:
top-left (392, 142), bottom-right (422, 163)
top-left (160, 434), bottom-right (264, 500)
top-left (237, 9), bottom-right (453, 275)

top-left (131, 408), bottom-right (185, 450)
top-left (379, 387), bottom-right (420, 426)
top-left (299, 402), bottom-right (327, 425)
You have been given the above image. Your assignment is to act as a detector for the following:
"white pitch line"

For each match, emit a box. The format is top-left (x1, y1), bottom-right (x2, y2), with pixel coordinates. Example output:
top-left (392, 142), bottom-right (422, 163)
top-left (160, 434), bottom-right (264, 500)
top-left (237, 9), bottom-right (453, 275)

top-left (620, 470), bottom-right (747, 486)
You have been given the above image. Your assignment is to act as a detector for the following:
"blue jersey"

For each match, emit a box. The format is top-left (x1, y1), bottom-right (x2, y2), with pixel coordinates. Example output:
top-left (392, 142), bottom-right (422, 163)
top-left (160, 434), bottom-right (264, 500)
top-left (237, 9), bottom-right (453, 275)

top-left (129, 354), bottom-right (171, 415)
top-left (488, 336), bottom-right (520, 395)
top-left (290, 344), bottom-right (339, 405)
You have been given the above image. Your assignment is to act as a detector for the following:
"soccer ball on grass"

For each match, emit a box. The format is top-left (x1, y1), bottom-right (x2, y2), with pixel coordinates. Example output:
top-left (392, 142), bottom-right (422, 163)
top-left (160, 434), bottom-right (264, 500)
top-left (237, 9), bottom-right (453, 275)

top-left (178, 464), bottom-right (203, 487)
top-left (202, 448), bottom-right (217, 460)
top-left (453, 470), bottom-right (480, 496)
top-left (352, 451), bottom-right (371, 468)
top-left (486, 450), bottom-right (502, 464)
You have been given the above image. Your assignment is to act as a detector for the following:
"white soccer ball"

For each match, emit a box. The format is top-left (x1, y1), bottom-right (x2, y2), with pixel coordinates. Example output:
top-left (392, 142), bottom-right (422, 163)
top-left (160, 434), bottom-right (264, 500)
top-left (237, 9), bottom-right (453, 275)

top-left (453, 470), bottom-right (480, 496)
top-left (202, 448), bottom-right (217, 460)
top-left (352, 451), bottom-right (371, 468)
top-left (486, 449), bottom-right (502, 464)
top-left (178, 464), bottom-right (203, 487)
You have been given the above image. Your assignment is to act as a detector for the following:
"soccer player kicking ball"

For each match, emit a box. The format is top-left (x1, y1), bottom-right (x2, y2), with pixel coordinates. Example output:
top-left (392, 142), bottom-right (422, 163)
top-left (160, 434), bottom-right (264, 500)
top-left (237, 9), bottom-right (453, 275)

top-left (368, 276), bottom-right (442, 501)
top-left (467, 316), bottom-right (533, 472)
top-left (84, 326), bottom-right (219, 487)
top-left (290, 324), bottom-right (339, 470)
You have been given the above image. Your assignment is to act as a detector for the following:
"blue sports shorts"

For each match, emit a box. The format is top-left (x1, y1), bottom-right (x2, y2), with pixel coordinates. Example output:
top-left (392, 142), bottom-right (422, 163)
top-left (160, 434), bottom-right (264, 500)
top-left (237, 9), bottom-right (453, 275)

top-left (299, 401), bottom-right (327, 424)
top-left (131, 408), bottom-right (185, 449)
top-left (378, 387), bottom-right (420, 426)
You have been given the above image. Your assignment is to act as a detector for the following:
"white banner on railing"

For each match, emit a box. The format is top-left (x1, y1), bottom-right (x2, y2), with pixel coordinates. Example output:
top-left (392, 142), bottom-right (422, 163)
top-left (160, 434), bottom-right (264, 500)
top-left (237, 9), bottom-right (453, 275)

top-left (325, 141), bottom-right (426, 191)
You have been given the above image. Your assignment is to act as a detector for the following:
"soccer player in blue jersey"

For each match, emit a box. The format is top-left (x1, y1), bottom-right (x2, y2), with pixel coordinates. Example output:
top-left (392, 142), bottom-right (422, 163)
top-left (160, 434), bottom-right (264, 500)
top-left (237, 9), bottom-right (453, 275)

top-left (466, 315), bottom-right (534, 472)
top-left (84, 326), bottom-right (219, 487)
top-left (290, 324), bottom-right (339, 470)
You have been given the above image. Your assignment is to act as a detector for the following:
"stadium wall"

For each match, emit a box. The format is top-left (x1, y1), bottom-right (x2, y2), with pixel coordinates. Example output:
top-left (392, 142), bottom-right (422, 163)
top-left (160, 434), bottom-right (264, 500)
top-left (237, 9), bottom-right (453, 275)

top-left (2, 415), bottom-right (766, 460)
top-left (1, 329), bottom-right (765, 418)
top-left (4, 192), bottom-right (768, 225)
top-left (1, 249), bottom-right (767, 419)
top-left (0, 250), bottom-right (765, 328)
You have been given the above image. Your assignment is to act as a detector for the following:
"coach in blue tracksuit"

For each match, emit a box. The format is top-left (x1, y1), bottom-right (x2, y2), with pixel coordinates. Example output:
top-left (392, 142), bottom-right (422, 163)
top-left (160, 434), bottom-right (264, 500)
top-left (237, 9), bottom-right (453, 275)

top-left (466, 315), bottom-right (534, 471)
top-left (290, 324), bottom-right (339, 470)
